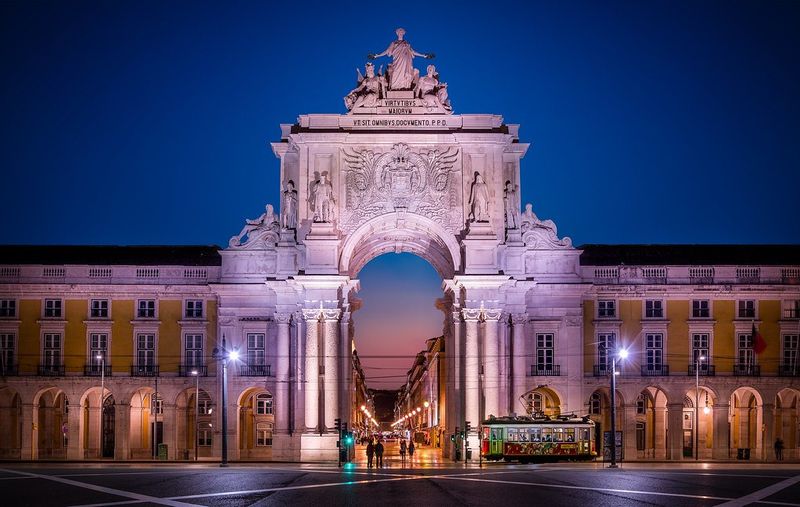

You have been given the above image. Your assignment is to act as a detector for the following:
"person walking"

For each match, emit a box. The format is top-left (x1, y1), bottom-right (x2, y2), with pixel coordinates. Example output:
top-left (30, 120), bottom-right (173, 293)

top-left (375, 440), bottom-right (384, 468)
top-left (775, 437), bottom-right (784, 461)
top-left (399, 439), bottom-right (407, 462)
top-left (409, 440), bottom-right (415, 460)
top-left (366, 440), bottom-right (375, 468)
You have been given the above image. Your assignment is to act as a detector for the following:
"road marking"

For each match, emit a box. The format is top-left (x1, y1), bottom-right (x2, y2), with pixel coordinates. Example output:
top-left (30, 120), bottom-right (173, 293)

top-left (0, 468), bottom-right (200, 507)
top-left (714, 474), bottom-right (800, 507)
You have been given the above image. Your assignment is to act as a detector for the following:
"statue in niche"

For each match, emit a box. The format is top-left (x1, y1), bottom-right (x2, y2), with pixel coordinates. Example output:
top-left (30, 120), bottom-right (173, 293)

top-left (281, 180), bottom-right (298, 229)
top-left (416, 65), bottom-right (452, 112)
top-left (368, 28), bottom-right (434, 91)
top-left (344, 62), bottom-right (386, 111)
top-left (504, 181), bottom-right (520, 229)
top-left (469, 172), bottom-right (490, 222)
top-left (311, 173), bottom-right (335, 222)
top-left (229, 204), bottom-right (278, 247)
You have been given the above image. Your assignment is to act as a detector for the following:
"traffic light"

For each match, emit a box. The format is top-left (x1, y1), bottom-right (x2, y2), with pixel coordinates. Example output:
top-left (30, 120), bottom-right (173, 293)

top-left (334, 418), bottom-right (342, 432)
top-left (465, 421), bottom-right (471, 434)
top-left (344, 432), bottom-right (354, 445)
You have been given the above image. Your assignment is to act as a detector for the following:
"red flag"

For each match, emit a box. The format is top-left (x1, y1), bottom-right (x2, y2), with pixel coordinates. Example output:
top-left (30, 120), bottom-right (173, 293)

top-left (752, 323), bottom-right (767, 355)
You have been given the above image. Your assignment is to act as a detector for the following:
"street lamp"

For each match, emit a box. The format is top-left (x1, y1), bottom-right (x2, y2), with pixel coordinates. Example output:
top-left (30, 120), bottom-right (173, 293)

top-left (97, 353), bottom-right (104, 458)
top-left (609, 347), bottom-right (628, 468)
top-left (192, 369), bottom-right (199, 462)
top-left (213, 336), bottom-right (239, 467)
top-left (695, 355), bottom-right (706, 461)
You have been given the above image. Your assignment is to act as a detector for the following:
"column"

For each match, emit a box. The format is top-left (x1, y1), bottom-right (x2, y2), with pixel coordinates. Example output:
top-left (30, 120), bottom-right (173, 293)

top-left (654, 406), bottom-right (667, 459)
top-left (322, 309), bottom-right (340, 432)
top-left (302, 309), bottom-right (320, 433)
top-left (712, 402), bottom-right (731, 459)
top-left (67, 403), bottom-right (82, 459)
top-left (462, 309), bottom-right (481, 431)
top-left (114, 402), bottom-right (130, 460)
top-left (339, 311), bottom-right (351, 428)
top-left (623, 405), bottom-right (638, 459)
top-left (483, 309), bottom-right (502, 419)
top-left (511, 314), bottom-right (527, 413)
top-left (762, 402), bottom-right (775, 461)
top-left (162, 403), bottom-right (176, 460)
top-left (275, 313), bottom-right (291, 434)
top-left (20, 404), bottom-right (35, 460)
top-left (666, 403), bottom-right (684, 460)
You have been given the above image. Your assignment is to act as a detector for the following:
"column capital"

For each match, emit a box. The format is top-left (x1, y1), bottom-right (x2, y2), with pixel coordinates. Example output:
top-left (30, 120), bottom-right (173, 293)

top-left (511, 313), bottom-right (527, 325)
top-left (274, 312), bottom-right (292, 324)
top-left (483, 308), bottom-right (503, 321)
top-left (302, 309), bottom-right (321, 321)
top-left (321, 308), bottom-right (341, 321)
top-left (451, 311), bottom-right (462, 323)
top-left (462, 308), bottom-right (482, 321)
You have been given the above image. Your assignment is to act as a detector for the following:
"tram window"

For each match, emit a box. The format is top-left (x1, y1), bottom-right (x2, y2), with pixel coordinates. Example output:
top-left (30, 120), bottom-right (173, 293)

top-left (508, 428), bottom-right (519, 442)
top-left (580, 428), bottom-right (590, 441)
top-left (565, 429), bottom-right (575, 442)
top-left (542, 428), bottom-right (552, 442)
top-left (553, 428), bottom-right (563, 442)
top-left (530, 428), bottom-right (540, 442)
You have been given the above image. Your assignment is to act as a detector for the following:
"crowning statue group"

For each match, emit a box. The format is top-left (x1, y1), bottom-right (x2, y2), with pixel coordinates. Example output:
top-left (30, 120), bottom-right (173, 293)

top-left (364, 437), bottom-right (416, 468)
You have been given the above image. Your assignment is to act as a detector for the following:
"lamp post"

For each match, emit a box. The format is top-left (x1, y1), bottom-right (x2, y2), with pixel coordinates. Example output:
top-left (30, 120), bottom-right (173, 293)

top-left (695, 355), bottom-right (705, 461)
top-left (97, 353), bottom-right (104, 458)
top-left (609, 347), bottom-right (628, 468)
top-left (213, 336), bottom-right (239, 467)
top-left (192, 369), bottom-right (199, 462)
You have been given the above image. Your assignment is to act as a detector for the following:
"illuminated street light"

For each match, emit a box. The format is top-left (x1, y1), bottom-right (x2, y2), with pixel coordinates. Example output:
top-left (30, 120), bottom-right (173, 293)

top-left (609, 347), bottom-right (628, 468)
top-left (191, 369), bottom-right (199, 462)
top-left (212, 336), bottom-right (239, 467)
top-left (695, 355), bottom-right (706, 461)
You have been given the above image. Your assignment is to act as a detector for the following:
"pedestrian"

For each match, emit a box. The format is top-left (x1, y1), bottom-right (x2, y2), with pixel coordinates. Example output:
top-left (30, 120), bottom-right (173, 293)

top-left (366, 440), bottom-right (375, 468)
top-left (400, 439), bottom-right (407, 461)
top-left (375, 440), bottom-right (384, 468)
top-left (775, 437), bottom-right (784, 461)
top-left (409, 440), bottom-right (415, 459)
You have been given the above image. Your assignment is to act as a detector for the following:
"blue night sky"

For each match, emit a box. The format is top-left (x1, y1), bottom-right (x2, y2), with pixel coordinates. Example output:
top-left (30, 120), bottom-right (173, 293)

top-left (2, 1), bottom-right (798, 388)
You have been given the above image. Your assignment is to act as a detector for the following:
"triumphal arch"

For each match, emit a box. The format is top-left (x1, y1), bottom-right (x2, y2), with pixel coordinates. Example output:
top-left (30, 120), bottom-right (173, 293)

top-left (220, 29), bottom-right (580, 460)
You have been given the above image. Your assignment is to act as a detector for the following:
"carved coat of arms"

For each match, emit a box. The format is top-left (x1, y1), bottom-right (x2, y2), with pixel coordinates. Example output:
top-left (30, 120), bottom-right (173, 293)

top-left (340, 143), bottom-right (460, 233)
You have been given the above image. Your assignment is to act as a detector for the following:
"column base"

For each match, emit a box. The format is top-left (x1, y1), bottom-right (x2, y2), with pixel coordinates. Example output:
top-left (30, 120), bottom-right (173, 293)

top-left (300, 433), bottom-right (339, 462)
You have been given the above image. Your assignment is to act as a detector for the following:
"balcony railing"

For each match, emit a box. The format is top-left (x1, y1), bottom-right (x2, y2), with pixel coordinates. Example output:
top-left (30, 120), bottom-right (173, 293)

top-left (778, 363), bottom-right (800, 377)
top-left (641, 364), bottom-right (670, 376)
top-left (733, 363), bottom-right (761, 377)
top-left (593, 364), bottom-right (611, 377)
top-left (529, 364), bottom-right (561, 376)
top-left (688, 364), bottom-right (715, 376)
top-left (38, 364), bottom-right (65, 376)
top-left (238, 364), bottom-right (272, 377)
top-left (179, 365), bottom-right (208, 377)
top-left (84, 364), bottom-right (112, 377)
top-left (131, 365), bottom-right (159, 377)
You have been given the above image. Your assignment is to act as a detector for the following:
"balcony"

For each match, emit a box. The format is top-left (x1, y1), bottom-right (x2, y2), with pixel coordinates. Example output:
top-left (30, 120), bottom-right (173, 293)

top-left (641, 364), bottom-right (670, 376)
top-left (688, 364), bottom-right (715, 376)
top-left (593, 364), bottom-right (611, 377)
top-left (130, 365), bottom-right (159, 377)
top-left (238, 364), bottom-right (272, 377)
top-left (529, 364), bottom-right (561, 376)
top-left (778, 364), bottom-right (800, 377)
top-left (179, 365), bottom-right (209, 377)
top-left (84, 364), bottom-right (112, 377)
top-left (733, 364), bottom-right (761, 377)
top-left (38, 364), bottom-right (65, 376)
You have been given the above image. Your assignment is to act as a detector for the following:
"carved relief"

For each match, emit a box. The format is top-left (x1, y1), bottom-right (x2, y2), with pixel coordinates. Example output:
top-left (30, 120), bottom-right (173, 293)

top-left (228, 204), bottom-right (280, 249)
top-left (520, 203), bottom-right (572, 249)
top-left (340, 143), bottom-right (460, 233)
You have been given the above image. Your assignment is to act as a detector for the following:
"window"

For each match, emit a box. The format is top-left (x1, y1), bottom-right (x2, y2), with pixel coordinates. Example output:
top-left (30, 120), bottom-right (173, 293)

top-left (636, 422), bottom-right (645, 451)
top-left (598, 300), bottom-right (616, 318)
top-left (184, 334), bottom-right (204, 367)
top-left (90, 333), bottom-right (108, 370)
top-left (783, 335), bottom-right (799, 370)
top-left (256, 393), bottom-right (273, 415)
top-left (199, 392), bottom-right (213, 415)
top-left (185, 300), bottom-right (203, 319)
top-left (44, 299), bottom-right (62, 318)
top-left (198, 422), bottom-right (213, 446)
top-left (256, 422), bottom-right (273, 446)
top-left (137, 333), bottom-right (155, 366)
top-left (597, 332), bottom-right (616, 370)
top-left (247, 333), bottom-right (266, 367)
top-left (738, 300), bottom-right (756, 319)
top-left (645, 300), bottom-right (663, 319)
top-left (90, 299), bottom-right (109, 318)
top-left (692, 300), bottom-right (710, 318)
top-left (645, 333), bottom-right (663, 370)
top-left (137, 300), bottom-right (156, 319)
top-left (150, 394), bottom-right (163, 415)
top-left (536, 333), bottom-right (554, 371)
top-left (784, 300), bottom-right (800, 319)
top-left (636, 394), bottom-right (647, 415)
top-left (0, 299), bottom-right (16, 318)
top-left (589, 392), bottom-right (601, 415)
top-left (0, 333), bottom-right (15, 370)
top-left (737, 333), bottom-right (754, 365)
top-left (43, 333), bottom-right (62, 367)
top-left (692, 333), bottom-right (709, 367)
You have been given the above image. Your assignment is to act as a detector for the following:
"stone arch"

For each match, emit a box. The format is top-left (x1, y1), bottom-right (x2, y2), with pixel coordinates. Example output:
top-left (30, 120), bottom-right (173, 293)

top-left (0, 387), bottom-right (22, 459)
top-left (32, 386), bottom-right (69, 459)
top-left (683, 385), bottom-right (716, 459)
top-left (730, 386), bottom-right (764, 459)
top-left (176, 386), bottom-right (214, 460)
top-left (79, 386), bottom-right (112, 459)
top-left (776, 388), bottom-right (800, 459)
top-left (237, 387), bottom-right (275, 459)
top-left (522, 386), bottom-right (562, 416)
top-left (339, 211), bottom-right (462, 279)
top-left (634, 386), bottom-right (669, 459)
top-left (128, 387), bottom-right (160, 459)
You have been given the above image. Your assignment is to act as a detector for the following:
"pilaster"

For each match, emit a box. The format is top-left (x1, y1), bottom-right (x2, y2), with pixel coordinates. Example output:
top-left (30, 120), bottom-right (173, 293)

top-left (462, 308), bottom-right (481, 432)
top-left (322, 308), bottom-right (340, 431)
top-left (712, 402), bottom-right (730, 459)
top-left (667, 403), bottom-right (684, 460)
top-left (275, 313), bottom-right (291, 434)
top-left (511, 314), bottom-right (527, 413)
top-left (483, 309), bottom-right (502, 418)
top-left (302, 309), bottom-right (321, 433)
